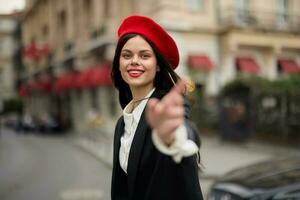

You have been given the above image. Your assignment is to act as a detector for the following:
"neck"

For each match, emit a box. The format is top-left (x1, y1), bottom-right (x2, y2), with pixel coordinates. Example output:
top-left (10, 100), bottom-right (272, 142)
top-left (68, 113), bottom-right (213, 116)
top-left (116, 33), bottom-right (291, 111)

top-left (130, 85), bottom-right (154, 101)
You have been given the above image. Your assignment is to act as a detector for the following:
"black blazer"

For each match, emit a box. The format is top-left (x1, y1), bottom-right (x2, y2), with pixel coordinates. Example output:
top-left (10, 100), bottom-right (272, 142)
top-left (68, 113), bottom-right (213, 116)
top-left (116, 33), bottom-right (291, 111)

top-left (111, 89), bottom-right (203, 200)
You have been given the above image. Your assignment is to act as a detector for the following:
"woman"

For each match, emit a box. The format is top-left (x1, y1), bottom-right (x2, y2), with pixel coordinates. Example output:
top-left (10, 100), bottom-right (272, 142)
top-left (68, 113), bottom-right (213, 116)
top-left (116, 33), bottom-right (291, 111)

top-left (111, 15), bottom-right (203, 200)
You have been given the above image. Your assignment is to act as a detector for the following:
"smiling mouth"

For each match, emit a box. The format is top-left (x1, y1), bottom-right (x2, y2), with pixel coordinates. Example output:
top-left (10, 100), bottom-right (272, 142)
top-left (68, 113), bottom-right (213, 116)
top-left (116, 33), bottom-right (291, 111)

top-left (128, 68), bottom-right (144, 78)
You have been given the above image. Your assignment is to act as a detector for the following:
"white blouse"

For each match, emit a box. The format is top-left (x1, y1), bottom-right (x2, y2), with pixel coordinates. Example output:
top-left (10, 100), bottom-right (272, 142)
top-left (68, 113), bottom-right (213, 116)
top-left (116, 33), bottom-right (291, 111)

top-left (119, 88), bottom-right (198, 173)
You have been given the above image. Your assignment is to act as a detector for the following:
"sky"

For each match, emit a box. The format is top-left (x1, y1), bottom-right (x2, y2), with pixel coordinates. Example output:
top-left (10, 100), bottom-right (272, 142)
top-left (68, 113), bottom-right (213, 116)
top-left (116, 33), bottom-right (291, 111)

top-left (0, 0), bottom-right (25, 14)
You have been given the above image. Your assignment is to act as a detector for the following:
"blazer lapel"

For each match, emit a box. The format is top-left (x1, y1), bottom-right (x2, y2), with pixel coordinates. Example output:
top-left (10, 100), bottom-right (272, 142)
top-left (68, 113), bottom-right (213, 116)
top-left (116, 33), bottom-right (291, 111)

top-left (127, 112), bottom-right (148, 199)
top-left (127, 89), bottom-right (165, 199)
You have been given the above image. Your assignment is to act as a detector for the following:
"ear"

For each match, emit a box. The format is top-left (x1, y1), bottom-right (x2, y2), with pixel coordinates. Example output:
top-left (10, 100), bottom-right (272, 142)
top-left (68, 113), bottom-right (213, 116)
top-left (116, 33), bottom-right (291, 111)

top-left (156, 65), bottom-right (160, 72)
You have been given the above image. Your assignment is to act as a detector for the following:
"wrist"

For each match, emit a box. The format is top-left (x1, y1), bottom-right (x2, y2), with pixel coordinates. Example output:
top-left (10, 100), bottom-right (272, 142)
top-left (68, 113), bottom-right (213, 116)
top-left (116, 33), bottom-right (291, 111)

top-left (158, 132), bottom-right (175, 146)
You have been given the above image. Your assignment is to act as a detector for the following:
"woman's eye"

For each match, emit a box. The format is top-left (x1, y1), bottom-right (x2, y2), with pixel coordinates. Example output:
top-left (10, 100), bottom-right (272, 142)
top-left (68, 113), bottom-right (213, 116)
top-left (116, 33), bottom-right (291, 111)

top-left (121, 54), bottom-right (131, 59)
top-left (141, 54), bottom-right (150, 59)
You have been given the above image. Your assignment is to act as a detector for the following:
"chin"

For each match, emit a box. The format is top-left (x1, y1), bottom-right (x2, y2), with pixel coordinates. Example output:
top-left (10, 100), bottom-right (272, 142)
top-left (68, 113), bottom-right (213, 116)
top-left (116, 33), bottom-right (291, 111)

top-left (124, 76), bottom-right (143, 85)
top-left (127, 80), bottom-right (154, 89)
top-left (127, 81), bottom-right (145, 88)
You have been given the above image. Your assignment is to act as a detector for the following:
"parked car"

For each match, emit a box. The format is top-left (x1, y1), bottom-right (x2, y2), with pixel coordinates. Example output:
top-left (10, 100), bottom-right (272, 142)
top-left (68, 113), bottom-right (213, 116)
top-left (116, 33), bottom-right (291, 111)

top-left (13, 114), bottom-right (64, 134)
top-left (34, 115), bottom-right (64, 134)
top-left (208, 155), bottom-right (300, 200)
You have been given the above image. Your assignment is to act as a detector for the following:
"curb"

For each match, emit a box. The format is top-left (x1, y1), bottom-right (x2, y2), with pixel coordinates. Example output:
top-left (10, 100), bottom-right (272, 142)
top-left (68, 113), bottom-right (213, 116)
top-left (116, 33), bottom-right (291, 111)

top-left (73, 139), bottom-right (113, 169)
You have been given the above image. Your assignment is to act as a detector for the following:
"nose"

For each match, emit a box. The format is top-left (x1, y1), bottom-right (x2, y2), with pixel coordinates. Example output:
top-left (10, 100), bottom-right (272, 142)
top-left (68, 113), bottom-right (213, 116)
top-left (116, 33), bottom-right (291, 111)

top-left (131, 55), bottom-right (140, 66)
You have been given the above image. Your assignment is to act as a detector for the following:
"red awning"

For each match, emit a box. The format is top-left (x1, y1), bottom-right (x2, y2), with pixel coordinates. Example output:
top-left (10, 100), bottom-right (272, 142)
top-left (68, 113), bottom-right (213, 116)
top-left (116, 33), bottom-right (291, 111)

top-left (75, 64), bottom-right (112, 88)
top-left (236, 57), bottom-right (260, 74)
top-left (39, 79), bottom-right (53, 92)
top-left (27, 81), bottom-right (41, 91)
top-left (88, 64), bottom-right (112, 87)
top-left (188, 55), bottom-right (214, 70)
top-left (23, 42), bottom-right (39, 60)
top-left (23, 42), bottom-right (50, 60)
top-left (27, 79), bottom-right (53, 92)
top-left (278, 59), bottom-right (300, 74)
top-left (18, 85), bottom-right (29, 97)
top-left (54, 72), bottom-right (78, 92)
top-left (74, 68), bottom-right (92, 88)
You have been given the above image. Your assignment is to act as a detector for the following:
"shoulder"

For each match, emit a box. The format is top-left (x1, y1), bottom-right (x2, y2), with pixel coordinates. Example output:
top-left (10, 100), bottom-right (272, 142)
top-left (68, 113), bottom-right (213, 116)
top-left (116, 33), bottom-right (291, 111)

top-left (114, 116), bottom-right (124, 135)
top-left (116, 115), bottom-right (124, 124)
top-left (115, 116), bottom-right (124, 128)
top-left (113, 116), bottom-right (125, 146)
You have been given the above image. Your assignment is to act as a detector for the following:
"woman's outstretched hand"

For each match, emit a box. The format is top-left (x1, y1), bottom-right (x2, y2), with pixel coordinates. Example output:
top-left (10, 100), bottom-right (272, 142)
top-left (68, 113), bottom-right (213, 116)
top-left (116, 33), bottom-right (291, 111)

top-left (146, 80), bottom-right (187, 145)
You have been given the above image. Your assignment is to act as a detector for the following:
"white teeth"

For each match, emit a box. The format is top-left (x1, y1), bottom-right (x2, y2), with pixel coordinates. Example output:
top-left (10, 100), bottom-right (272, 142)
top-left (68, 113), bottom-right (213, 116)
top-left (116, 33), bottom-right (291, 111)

top-left (129, 70), bottom-right (143, 73)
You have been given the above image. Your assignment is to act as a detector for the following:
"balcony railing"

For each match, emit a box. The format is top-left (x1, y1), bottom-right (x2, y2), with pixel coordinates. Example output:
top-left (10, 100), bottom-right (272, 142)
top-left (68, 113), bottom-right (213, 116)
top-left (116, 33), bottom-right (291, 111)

top-left (62, 42), bottom-right (75, 63)
top-left (220, 8), bottom-right (300, 33)
top-left (87, 25), bottom-right (112, 52)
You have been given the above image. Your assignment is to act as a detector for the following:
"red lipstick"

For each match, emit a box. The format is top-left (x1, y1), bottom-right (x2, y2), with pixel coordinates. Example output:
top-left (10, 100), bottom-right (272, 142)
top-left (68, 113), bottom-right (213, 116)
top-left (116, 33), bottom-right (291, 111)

top-left (128, 68), bottom-right (144, 78)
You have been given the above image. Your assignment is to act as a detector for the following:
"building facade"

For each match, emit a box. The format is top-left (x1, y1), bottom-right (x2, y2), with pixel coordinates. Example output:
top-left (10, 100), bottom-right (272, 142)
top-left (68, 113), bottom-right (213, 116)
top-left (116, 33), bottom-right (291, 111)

top-left (0, 14), bottom-right (19, 111)
top-left (219, 0), bottom-right (300, 85)
top-left (20, 0), bottom-right (300, 133)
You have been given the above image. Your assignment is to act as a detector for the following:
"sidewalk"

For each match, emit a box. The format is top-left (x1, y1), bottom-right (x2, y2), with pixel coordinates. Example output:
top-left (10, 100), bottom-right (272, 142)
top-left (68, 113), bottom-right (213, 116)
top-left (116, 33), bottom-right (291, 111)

top-left (73, 127), bottom-right (299, 179)
top-left (199, 135), bottom-right (298, 179)
top-left (73, 126), bottom-right (114, 168)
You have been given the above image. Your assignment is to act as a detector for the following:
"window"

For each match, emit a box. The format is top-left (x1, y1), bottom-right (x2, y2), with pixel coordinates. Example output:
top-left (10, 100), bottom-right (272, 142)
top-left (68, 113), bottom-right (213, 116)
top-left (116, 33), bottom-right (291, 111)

top-left (84, 0), bottom-right (92, 29)
top-left (0, 68), bottom-right (3, 84)
top-left (187, 0), bottom-right (204, 12)
top-left (235, 0), bottom-right (250, 24)
top-left (0, 39), bottom-right (2, 55)
top-left (104, 0), bottom-right (110, 18)
top-left (58, 10), bottom-right (66, 46)
top-left (73, 1), bottom-right (79, 38)
top-left (42, 25), bottom-right (49, 41)
top-left (90, 88), bottom-right (99, 111)
top-left (236, 0), bottom-right (249, 11)
top-left (277, 0), bottom-right (289, 27)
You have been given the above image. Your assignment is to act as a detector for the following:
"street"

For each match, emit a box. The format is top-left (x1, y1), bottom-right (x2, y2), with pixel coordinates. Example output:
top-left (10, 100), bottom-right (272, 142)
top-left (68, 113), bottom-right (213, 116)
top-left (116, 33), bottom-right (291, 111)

top-left (1, 128), bottom-right (298, 200)
top-left (0, 130), bottom-right (111, 200)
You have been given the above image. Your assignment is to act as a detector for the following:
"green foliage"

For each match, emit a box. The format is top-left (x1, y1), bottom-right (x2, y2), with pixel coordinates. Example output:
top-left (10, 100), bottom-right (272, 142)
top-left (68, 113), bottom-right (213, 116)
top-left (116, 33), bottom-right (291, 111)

top-left (189, 74), bottom-right (300, 137)
top-left (221, 74), bottom-right (300, 95)
top-left (189, 89), bottom-right (219, 132)
top-left (1, 98), bottom-right (23, 115)
top-left (219, 74), bottom-right (300, 140)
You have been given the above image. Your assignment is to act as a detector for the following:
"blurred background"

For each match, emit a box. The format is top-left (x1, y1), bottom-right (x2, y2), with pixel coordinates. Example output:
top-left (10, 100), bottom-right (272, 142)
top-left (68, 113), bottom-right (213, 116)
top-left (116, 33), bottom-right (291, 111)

top-left (0, 0), bottom-right (299, 199)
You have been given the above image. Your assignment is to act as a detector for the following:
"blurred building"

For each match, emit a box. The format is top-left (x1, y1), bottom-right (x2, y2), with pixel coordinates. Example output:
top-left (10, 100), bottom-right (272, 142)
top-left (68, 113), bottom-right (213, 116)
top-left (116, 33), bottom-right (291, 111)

top-left (21, 0), bottom-right (120, 133)
top-left (20, 0), bottom-right (300, 133)
top-left (0, 14), bottom-right (20, 111)
top-left (219, 0), bottom-right (300, 84)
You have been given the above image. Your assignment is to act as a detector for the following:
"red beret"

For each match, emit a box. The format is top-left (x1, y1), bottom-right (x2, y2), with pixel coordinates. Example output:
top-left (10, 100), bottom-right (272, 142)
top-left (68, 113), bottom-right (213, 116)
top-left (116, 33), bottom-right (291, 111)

top-left (118, 15), bottom-right (180, 69)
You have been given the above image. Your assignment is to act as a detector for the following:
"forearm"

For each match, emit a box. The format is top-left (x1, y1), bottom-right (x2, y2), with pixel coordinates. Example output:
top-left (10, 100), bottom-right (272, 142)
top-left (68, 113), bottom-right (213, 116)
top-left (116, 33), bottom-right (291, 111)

top-left (152, 122), bottom-right (199, 163)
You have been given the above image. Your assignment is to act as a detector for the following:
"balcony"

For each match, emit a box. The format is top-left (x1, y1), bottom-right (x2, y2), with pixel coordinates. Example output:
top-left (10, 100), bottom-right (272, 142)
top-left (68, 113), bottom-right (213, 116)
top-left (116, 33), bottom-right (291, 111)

top-left (62, 42), bottom-right (75, 64)
top-left (86, 25), bottom-right (112, 52)
top-left (220, 8), bottom-right (300, 33)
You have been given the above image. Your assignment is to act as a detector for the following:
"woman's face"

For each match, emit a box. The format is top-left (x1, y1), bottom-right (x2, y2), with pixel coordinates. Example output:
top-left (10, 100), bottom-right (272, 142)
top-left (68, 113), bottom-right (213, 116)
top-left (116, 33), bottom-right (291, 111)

top-left (119, 35), bottom-right (158, 92)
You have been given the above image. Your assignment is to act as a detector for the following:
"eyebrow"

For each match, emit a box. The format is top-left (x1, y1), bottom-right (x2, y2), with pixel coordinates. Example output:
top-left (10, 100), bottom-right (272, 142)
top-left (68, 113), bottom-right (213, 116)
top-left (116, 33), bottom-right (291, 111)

top-left (121, 49), bottom-right (152, 53)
